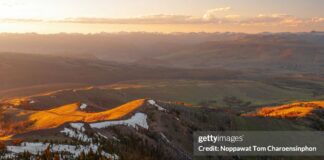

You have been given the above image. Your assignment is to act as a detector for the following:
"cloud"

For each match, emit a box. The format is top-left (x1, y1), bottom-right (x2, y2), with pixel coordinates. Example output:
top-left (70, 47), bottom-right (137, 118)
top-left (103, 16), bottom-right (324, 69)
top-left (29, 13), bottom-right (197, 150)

top-left (311, 17), bottom-right (324, 23)
top-left (240, 14), bottom-right (306, 26)
top-left (225, 15), bottom-right (241, 19)
top-left (209, 6), bottom-right (231, 12)
top-left (203, 7), bottom-right (231, 20)
top-left (0, 0), bottom-right (26, 7)
top-left (0, 7), bottom-right (323, 29)
top-left (0, 18), bottom-right (42, 23)
top-left (52, 14), bottom-right (323, 28)
top-left (59, 15), bottom-right (201, 24)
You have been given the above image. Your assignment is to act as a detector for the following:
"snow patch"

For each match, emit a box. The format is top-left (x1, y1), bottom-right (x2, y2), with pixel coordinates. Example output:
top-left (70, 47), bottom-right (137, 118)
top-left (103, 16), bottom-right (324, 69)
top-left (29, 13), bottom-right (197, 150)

top-left (70, 123), bottom-right (86, 132)
top-left (112, 136), bottom-right (120, 142)
top-left (148, 100), bottom-right (167, 111)
top-left (160, 133), bottom-right (170, 143)
top-left (80, 103), bottom-right (87, 110)
top-left (96, 132), bottom-right (120, 142)
top-left (61, 125), bottom-right (92, 143)
top-left (7, 142), bottom-right (47, 155)
top-left (0, 153), bottom-right (16, 159)
top-left (96, 132), bottom-right (108, 139)
top-left (6, 142), bottom-right (118, 159)
top-left (90, 112), bottom-right (148, 130)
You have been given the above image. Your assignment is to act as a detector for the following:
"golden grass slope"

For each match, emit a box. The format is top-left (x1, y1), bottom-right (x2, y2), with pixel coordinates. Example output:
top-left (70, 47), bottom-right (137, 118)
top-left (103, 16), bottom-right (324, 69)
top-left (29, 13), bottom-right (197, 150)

top-left (244, 101), bottom-right (324, 118)
top-left (2, 98), bottom-right (28, 107)
top-left (29, 99), bottom-right (145, 130)
top-left (0, 135), bottom-right (12, 141)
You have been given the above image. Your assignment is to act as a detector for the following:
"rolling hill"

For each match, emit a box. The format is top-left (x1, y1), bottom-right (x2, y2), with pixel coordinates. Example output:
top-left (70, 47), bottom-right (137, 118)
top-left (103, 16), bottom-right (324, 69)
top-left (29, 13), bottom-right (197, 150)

top-left (139, 39), bottom-right (324, 74)
top-left (244, 101), bottom-right (324, 118)
top-left (0, 52), bottom-right (239, 99)
top-left (0, 32), bottom-right (323, 159)
top-left (1, 32), bottom-right (323, 74)
top-left (0, 99), bottom-right (145, 137)
top-left (1, 96), bottom-right (323, 159)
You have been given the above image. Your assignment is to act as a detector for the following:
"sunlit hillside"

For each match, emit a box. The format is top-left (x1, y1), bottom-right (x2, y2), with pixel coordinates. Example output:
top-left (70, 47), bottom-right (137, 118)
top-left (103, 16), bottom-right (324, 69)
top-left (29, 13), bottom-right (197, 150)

top-left (0, 99), bottom-right (145, 139)
top-left (244, 101), bottom-right (324, 118)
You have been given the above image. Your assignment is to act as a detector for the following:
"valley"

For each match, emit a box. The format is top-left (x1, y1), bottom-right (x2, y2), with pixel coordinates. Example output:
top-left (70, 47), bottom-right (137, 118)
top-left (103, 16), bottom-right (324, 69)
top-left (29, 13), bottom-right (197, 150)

top-left (0, 32), bottom-right (323, 159)
top-left (0, 80), bottom-right (323, 159)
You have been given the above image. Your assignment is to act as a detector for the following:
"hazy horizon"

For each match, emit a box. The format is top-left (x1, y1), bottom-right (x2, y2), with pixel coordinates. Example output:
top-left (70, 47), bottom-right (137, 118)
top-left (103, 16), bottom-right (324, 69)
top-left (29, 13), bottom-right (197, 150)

top-left (0, 31), bottom-right (323, 35)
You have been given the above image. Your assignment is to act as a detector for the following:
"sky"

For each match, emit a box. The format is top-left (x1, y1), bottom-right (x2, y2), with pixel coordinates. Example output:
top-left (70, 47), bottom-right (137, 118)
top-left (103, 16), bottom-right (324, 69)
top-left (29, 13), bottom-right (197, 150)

top-left (0, 0), bottom-right (323, 33)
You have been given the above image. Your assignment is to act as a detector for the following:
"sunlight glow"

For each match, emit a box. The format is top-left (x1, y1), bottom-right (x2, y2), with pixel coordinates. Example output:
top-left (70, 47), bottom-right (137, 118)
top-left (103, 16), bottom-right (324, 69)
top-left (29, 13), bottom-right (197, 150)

top-left (0, 0), bottom-right (323, 33)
